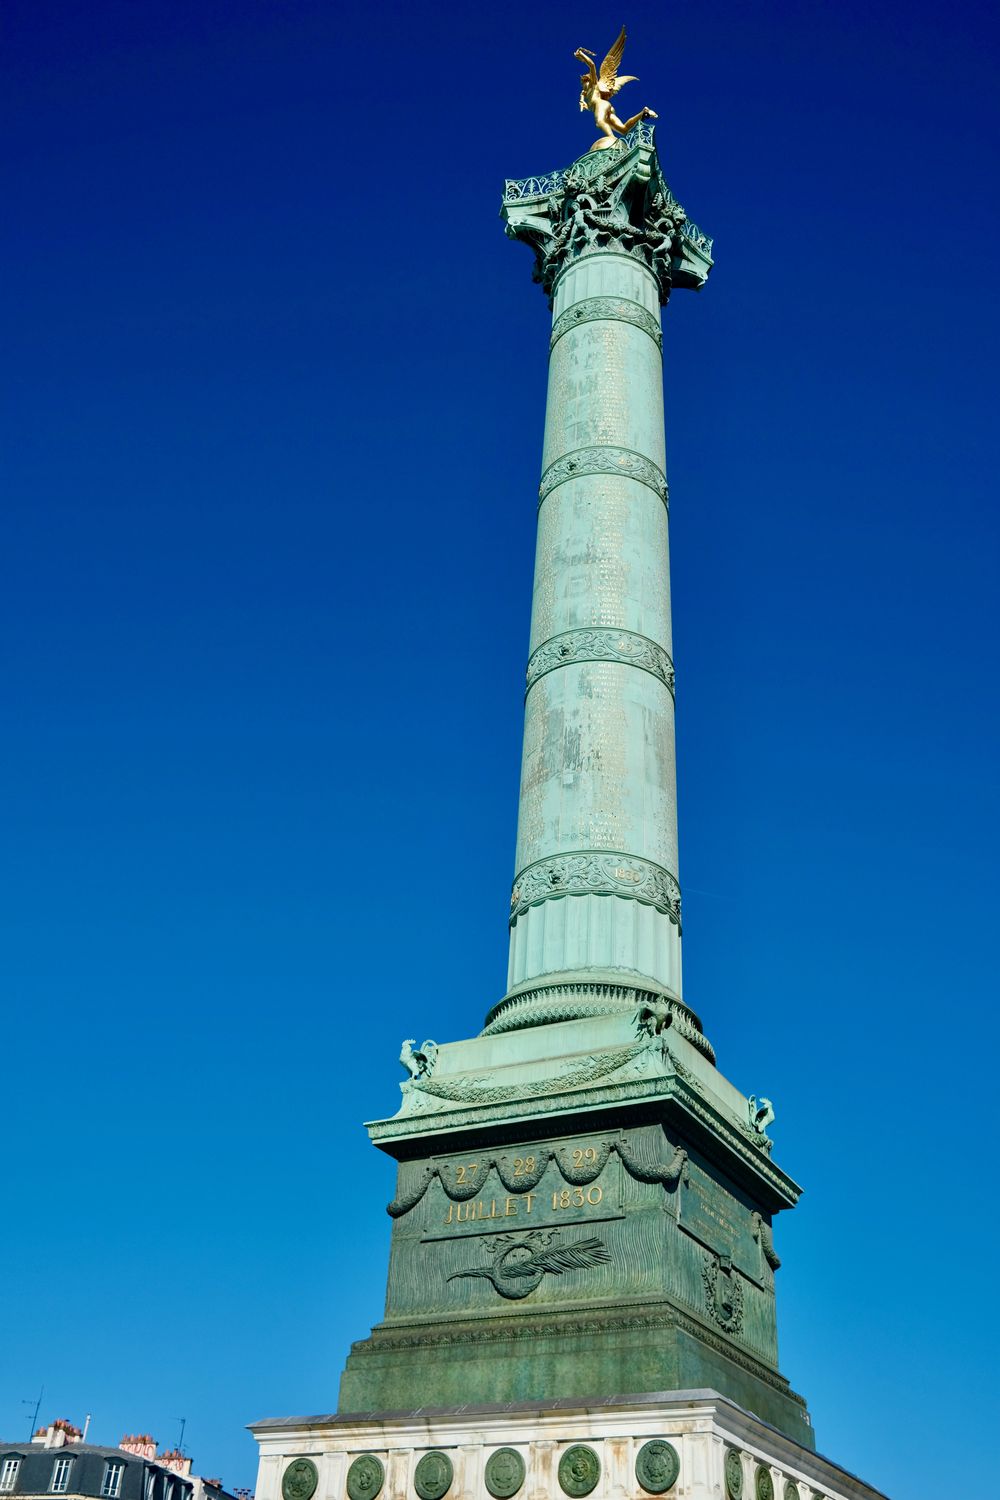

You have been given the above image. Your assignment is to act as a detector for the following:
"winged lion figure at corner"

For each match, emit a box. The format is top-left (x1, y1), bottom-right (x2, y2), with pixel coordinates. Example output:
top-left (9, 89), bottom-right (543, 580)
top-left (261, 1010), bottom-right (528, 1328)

top-left (575, 26), bottom-right (658, 151)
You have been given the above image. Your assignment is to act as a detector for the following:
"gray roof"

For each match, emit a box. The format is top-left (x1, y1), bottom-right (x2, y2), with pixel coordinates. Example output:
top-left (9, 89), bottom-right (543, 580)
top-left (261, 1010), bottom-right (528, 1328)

top-left (0, 1444), bottom-right (133, 1459)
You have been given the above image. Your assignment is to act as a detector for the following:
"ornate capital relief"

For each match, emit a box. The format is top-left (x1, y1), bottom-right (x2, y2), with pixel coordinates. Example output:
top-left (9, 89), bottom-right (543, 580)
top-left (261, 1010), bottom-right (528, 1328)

top-left (526, 628), bottom-right (675, 697)
top-left (510, 850), bottom-right (681, 927)
top-left (550, 296), bottom-right (662, 353)
top-left (501, 128), bottom-right (705, 305)
top-left (538, 445), bottom-right (668, 507)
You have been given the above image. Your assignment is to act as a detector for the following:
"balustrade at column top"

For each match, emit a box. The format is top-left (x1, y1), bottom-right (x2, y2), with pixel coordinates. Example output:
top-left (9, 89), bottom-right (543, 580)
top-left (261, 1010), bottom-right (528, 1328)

top-left (500, 124), bottom-right (714, 305)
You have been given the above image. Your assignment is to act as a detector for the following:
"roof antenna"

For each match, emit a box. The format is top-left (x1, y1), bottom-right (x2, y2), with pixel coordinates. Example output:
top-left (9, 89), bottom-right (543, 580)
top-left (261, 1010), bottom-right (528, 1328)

top-left (174, 1419), bottom-right (186, 1455)
top-left (21, 1386), bottom-right (44, 1441)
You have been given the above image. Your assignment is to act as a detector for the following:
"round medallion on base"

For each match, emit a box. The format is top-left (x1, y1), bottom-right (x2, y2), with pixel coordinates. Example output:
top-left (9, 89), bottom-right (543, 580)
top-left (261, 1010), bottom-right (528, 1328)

top-left (635, 1440), bottom-right (679, 1493)
top-left (755, 1467), bottom-right (774, 1500)
top-left (347, 1457), bottom-right (384, 1500)
top-left (484, 1449), bottom-right (525, 1499)
top-left (414, 1453), bottom-right (453, 1500)
top-left (558, 1446), bottom-right (600, 1497)
top-left (282, 1461), bottom-right (318, 1500)
top-left (724, 1451), bottom-right (743, 1500)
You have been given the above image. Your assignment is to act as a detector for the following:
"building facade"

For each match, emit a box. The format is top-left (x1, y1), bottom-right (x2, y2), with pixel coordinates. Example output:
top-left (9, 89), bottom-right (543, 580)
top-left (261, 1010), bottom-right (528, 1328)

top-left (0, 1423), bottom-right (237, 1500)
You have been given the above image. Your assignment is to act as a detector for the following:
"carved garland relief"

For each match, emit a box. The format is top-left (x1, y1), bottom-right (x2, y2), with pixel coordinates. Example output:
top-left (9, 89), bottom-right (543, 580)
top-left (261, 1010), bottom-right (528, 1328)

top-left (409, 1039), bottom-right (654, 1107)
top-left (509, 850), bottom-right (681, 925)
top-left (537, 445), bottom-right (668, 506)
top-left (387, 1134), bottom-right (688, 1217)
top-left (550, 296), bottom-right (662, 352)
top-left (525, 628), bottom-right (675, 697)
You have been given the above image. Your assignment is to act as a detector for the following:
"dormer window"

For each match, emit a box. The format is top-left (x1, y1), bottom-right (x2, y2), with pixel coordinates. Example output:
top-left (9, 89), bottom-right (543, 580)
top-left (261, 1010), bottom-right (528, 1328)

top-left (102, 1465), bottom-right (125, 1499)
top-left (1, 1459), bottom-right (21, 1493)
top-left (50, 1459), bottom-right (73, 1493)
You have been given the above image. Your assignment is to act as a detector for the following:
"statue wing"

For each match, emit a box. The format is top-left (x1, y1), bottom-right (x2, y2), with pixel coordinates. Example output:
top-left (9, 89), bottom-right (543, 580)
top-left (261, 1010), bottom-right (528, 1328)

top-left (520, 1237), bottom-right (612, 1276)
top-left (598, 27), bottom-right (628, 91)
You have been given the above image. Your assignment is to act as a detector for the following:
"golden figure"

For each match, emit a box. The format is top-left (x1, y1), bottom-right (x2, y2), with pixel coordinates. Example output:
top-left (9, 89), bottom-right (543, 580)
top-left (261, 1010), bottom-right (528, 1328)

top-left (575, 26), bottom-right (657, 151)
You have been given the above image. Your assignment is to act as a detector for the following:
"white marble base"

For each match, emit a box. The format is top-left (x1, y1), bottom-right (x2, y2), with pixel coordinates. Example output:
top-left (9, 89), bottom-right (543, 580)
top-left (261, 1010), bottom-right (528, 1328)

top-left (250, 1391), bottom-right (887, 1500)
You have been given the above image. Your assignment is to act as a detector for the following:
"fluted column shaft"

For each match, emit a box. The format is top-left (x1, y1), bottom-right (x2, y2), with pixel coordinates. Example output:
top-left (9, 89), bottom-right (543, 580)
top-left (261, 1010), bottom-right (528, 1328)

top-left (506, 246), bottom-right (681, 1001)
top-left (489, 128), bottom-right (712, 1039)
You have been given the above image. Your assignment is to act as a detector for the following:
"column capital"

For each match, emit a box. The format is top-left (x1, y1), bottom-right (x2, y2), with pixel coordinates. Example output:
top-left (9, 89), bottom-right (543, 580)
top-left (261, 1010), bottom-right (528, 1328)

top-left (501, 124), bottom-right (713, 305)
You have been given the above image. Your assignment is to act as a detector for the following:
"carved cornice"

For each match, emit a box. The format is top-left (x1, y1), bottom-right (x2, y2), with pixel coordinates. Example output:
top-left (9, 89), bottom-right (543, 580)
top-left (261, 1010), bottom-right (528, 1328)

top-left (510, 850), bottom-right (680, 926)
top-left (738, 1118), bottom-right (774, 1156)
top-left (538, 445), bottom-right (668, 507)
top-left (371, 1070), bottom-right (800, 1208)
top-left (525, 628), bottom-right (674, 697)
top-left (550, 296), bottom-right (662, 353)
top-left (665, 1059), bottom-right (799, 1205)
top-left (352, 1302), bottom-right (804, 1407)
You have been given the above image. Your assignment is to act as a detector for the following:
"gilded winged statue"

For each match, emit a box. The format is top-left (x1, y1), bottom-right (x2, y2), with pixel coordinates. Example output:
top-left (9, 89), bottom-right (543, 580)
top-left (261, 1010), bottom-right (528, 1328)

top-left (575, 26), bottom-right (657, 151)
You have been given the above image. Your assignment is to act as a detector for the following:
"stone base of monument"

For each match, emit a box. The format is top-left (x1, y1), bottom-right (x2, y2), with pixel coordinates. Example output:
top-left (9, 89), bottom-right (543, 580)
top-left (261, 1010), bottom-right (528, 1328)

top-left (250, 1392), bottom-right (887, 1500)
top-left (343, 1009), bottom-right (813, 1450)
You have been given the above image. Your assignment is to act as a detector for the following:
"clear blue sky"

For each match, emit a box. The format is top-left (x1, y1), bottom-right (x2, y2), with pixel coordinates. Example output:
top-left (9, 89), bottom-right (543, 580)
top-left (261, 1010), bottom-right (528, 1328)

top-left (3, 2), bottom-right (998, 1497)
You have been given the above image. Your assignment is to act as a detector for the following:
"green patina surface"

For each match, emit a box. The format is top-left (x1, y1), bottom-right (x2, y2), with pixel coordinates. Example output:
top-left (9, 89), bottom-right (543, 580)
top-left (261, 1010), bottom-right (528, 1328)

top-left (339, 1014), bottom-right (811, 1448)
top-left (336, 131), bottom-right (813, 1454)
